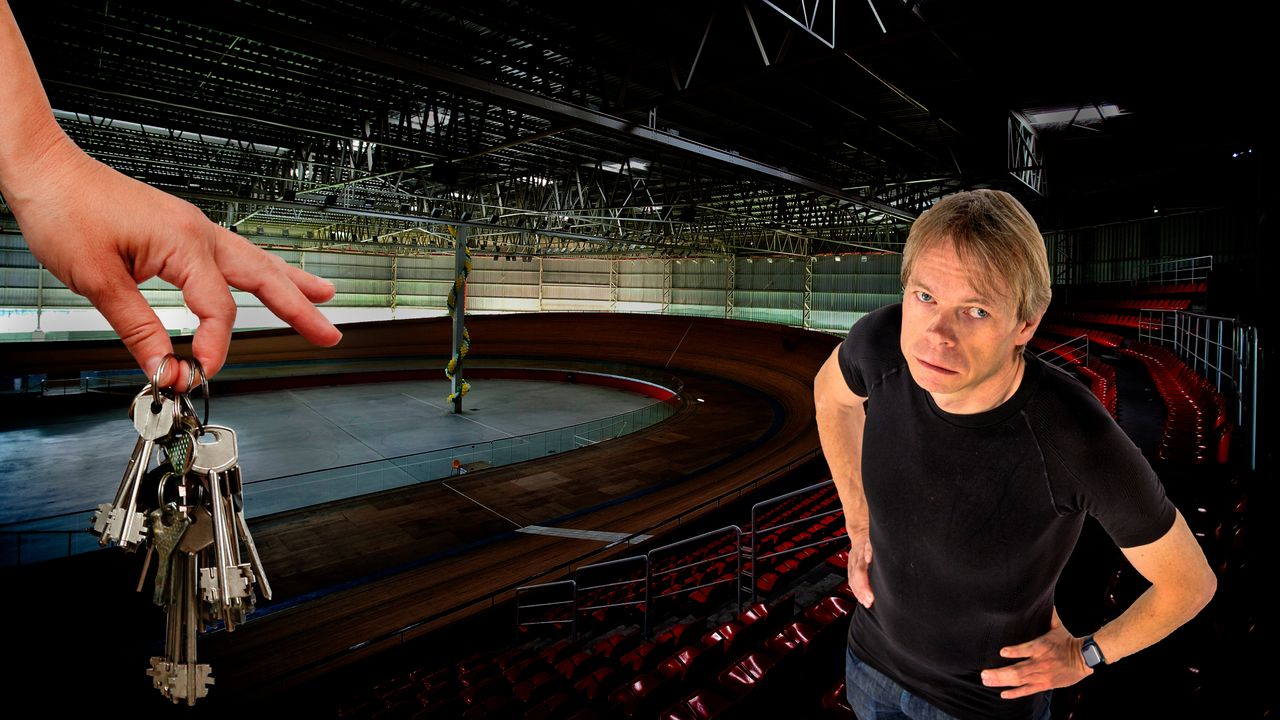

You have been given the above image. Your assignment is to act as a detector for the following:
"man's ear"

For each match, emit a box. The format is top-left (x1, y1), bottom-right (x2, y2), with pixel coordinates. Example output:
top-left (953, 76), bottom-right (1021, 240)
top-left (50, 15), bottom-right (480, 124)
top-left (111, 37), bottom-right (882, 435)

top-left (1014, 311), bottom-right (1043, 346)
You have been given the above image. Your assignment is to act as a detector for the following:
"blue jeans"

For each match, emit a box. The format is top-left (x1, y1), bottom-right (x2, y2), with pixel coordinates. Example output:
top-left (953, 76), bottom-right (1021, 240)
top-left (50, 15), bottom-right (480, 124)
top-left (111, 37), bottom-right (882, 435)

top-left (845, 646), bottom-right (1052, 720)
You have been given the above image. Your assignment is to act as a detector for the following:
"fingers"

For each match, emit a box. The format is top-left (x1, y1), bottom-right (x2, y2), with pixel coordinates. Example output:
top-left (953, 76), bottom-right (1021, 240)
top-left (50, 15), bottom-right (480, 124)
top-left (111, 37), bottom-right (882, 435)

top-left (282, 261), bottom-right (337, 303)
top-left (178, 246), bottom-right (238, 380)
top-left (999, 637), bottom-right (1043, 659)
top-left (213, 228), bottom-right (342, 347)
top-left (78, 258), bottom-right (176, 385)
top-left (847, 541), bottom-right (875, 608)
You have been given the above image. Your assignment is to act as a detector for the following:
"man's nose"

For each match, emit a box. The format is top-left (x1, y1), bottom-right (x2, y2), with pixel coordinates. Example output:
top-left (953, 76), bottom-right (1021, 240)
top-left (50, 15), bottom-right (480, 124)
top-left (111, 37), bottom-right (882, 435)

top-left (925, 312), bottom-right (957, 345)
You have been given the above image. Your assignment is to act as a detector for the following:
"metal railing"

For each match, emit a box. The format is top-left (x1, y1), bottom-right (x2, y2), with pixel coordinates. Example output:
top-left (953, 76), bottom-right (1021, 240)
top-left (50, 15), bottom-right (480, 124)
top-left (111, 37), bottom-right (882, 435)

top-left (1035, 335), bottom-right (1089, 370)
top-left (1138, 308), bottom-right (1261, 470)
top-left (645, 526), bottom-right (742, 636)
top-left (747, 479), bottom-right (843, 603)
top-left (514, 580), bottom-right (576, 638)
top-left (1145, 255), bottom-right (1213, 284)
top-left (574, 556), bottom-right (648, 639)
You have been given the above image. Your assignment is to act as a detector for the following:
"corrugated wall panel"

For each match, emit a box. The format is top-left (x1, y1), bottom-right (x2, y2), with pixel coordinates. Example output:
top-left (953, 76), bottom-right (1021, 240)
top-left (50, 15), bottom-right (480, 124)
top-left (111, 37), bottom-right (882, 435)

top-left (1043, 209), bottom-right (1246, 285)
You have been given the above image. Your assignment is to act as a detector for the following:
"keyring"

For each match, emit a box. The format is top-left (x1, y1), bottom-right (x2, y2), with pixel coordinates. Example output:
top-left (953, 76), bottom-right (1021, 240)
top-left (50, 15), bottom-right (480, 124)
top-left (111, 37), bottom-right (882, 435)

top-left (151, 353), bottom-right (180, 408)
top-left (188, 356), bottom-right (210, 430)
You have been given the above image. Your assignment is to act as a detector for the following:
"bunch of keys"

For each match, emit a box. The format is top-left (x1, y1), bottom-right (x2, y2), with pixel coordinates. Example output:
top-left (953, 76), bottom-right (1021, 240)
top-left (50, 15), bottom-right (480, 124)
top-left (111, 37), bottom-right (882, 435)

top-left (89, 353), bottom-right (272, 705)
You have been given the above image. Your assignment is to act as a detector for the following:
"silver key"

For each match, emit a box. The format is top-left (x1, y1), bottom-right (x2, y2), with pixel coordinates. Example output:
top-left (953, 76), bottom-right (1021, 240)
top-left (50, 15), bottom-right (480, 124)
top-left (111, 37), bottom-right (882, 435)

top-left (149, 551), bottom-right (213, 705)
top-left (227, 466), bottom-right (272, 601)
top-left (91, 389), bottom-right (176, 549)
top-left (192, 426), bottom-right (253, 628)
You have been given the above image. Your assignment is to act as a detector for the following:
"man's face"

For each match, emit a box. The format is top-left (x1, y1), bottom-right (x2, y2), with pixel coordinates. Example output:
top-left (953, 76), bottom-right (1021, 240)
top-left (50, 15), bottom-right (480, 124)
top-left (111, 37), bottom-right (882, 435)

top-left (900, 238), bottom-right (1040, 413)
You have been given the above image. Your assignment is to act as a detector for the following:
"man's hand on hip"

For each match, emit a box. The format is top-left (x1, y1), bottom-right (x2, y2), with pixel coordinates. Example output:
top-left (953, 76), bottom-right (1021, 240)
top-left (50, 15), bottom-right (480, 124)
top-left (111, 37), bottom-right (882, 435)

top-left (847, 527), bottom-right (874, 608)
top-left (980, 612), bottom-right (1091, 700)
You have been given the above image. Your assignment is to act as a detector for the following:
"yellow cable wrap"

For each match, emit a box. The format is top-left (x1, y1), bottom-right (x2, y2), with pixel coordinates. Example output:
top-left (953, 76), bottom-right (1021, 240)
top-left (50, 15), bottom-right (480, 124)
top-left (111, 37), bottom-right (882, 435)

top-left (445, 225), bottom-right (472, 403)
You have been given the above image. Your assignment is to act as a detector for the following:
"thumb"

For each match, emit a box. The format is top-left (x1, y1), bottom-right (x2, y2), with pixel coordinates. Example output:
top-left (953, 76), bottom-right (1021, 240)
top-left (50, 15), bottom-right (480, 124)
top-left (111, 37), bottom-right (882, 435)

top-left (80, 261), bottom-right (176, 384)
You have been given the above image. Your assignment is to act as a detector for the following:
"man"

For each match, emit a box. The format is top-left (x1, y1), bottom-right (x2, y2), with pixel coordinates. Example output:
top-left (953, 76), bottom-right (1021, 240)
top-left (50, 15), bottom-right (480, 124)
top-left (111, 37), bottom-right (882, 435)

top-left (813, 189), bottom-right (1216, 720)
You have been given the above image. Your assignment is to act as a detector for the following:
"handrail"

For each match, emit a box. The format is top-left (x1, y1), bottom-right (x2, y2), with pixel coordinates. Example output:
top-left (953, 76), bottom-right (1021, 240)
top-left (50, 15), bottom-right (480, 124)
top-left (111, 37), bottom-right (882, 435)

top-left (514, 580), bottom-right (576, 638)
top-left (645, 525), bottom-right (743, 636)
top-left (748, 479), bottom-right (841, 602)
top-left (1035, 334), bottom-right (1089, 369)
top-left (573, 555), bottom-right (648, 640)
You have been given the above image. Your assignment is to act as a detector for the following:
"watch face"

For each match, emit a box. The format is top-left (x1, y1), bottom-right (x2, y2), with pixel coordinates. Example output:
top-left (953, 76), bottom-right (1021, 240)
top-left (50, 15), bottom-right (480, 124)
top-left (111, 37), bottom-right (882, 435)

top-left (1083, 642), bottom-right (1104, 667)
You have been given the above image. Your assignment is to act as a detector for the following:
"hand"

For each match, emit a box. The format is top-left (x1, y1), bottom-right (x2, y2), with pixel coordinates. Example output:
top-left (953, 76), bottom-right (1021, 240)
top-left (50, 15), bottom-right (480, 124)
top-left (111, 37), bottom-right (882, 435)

top-left (981, 612), bottom-right (1091, 700)
top-left (847, 526), bottom-right (874, 608)
top-left (8, 130), bottom-right (342, 389)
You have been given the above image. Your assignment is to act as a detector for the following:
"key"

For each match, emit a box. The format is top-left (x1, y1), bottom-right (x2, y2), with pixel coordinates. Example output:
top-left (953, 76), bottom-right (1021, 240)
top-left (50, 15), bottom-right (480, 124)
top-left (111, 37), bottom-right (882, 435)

top-left (150, 503), bottom-right (191, 606)
top-left (90, 388), bottom-right (177, 549)
top-left (91, 435), bottom-right (145, 539)
top-left (191, 426), bottom-right (253, 628)
top-left (226, 465), bottom-right (272, 601)
top-left (176, 505), bottom-right (214, 554)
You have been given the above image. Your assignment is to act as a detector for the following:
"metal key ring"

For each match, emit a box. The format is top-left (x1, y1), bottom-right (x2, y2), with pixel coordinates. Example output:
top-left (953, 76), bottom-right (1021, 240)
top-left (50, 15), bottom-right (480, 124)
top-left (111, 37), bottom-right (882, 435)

top-left (187, 357), bottom-right (210, 430)
top-left (151, 353), bottom-right (180, 408)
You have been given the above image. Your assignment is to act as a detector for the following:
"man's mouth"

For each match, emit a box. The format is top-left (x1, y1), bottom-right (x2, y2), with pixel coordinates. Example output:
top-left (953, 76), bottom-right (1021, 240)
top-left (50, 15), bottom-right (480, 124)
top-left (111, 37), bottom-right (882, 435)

top-left (916, 357), bottom-right (959, 375)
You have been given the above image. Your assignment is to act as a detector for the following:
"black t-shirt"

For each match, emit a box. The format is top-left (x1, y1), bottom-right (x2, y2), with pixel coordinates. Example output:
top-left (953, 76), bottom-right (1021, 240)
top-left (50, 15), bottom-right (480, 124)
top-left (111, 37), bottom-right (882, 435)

top-left (839, 304), bottom-right (1176, 720)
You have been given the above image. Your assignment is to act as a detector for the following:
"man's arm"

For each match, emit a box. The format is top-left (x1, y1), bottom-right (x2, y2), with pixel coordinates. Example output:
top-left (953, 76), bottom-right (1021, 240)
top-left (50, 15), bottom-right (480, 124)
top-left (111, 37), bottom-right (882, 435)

top-left (1, 0), bottom-right (341, 387)
top-left (814, 343), bottom-right (875, 608)
top-left (982, 510), bottom-right (1216, 699)
top-left (0, 0), bottom-right (64, 184)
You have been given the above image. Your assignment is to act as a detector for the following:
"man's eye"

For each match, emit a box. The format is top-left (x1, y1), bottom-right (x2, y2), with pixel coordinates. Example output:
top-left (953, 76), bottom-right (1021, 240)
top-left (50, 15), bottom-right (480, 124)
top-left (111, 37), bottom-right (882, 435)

top-left (915, 291), bottom-right (933, 303)
top-left (968, 307), bottom-right (989, 319)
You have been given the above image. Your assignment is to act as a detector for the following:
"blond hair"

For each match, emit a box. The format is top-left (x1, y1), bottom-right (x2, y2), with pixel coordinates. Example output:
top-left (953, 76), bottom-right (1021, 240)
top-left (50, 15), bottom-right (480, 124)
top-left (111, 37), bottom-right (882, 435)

top-left (901, 189), bottom-right (1051, 323)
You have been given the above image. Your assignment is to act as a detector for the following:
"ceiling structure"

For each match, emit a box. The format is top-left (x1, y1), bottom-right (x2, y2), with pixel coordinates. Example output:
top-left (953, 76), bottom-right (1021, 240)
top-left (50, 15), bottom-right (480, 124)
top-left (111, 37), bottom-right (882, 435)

top-left (7, 0), bottom-right (1265, 259)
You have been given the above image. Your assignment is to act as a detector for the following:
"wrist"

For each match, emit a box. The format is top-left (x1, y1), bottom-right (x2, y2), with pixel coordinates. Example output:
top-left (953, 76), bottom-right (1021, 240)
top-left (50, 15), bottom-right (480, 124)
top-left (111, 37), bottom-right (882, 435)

top-left (0, 120), bottom-right (77, 203)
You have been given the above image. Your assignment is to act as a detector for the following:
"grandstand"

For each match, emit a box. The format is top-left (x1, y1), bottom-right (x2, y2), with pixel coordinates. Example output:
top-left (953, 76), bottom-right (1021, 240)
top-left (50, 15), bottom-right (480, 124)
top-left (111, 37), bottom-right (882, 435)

top-left (0, 2), bottom-right (1269, 719)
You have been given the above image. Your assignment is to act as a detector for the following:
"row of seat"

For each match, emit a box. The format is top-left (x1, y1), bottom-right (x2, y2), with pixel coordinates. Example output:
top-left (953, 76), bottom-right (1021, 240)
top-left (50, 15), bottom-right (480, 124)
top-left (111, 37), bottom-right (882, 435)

top-left (336, 589), bottom-right (856, 719)
top-left (1070, 297), bottom-right (1193, 311)
top-left (1054, 310), bottom-right (1144, 331)
top-left (1038, 321), bottom-right (1126, 348)
top-left (1118, 343), bottom-right (1232, 464)
top-left (1067, 280), bottom-right (1207, 298)
top-left (1076, 357), bottom-right (1118, 418)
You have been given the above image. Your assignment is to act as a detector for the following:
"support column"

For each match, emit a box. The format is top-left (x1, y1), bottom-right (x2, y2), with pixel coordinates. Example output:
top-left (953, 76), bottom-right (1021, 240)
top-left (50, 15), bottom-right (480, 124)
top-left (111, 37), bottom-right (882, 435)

top-left (537, 256), bottom-right (544, 311)
top-left (450, 225), bottom-right (469, 413)
top-left (725, 256), bottom-right (736, 319)
top-left (661, 259), bottom-right (672, 315)
top-left (390, 255), bottom-right (398, 318)
top-left (609, 258), bottom-right (619, 313)
top-left (802, 256), bottom-right (814, 330)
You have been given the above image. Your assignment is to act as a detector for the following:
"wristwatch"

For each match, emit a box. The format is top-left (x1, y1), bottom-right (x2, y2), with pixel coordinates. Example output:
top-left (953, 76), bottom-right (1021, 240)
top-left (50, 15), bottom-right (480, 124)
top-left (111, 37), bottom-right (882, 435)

top-left (1081, 635), bottom-right (1107, 668)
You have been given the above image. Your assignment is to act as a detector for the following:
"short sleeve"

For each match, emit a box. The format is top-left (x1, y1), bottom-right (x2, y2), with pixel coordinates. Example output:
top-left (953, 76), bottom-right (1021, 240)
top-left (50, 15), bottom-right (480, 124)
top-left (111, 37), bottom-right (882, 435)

top-left (1032, 376), bottom-right (1178, 548)
top-left (837, 304), bottom-right (904, 399)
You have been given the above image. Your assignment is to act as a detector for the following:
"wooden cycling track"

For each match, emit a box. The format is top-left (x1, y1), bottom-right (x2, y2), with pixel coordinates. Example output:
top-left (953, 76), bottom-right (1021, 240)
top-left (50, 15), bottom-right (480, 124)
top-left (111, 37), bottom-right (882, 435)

top-left (0, 313), bottom-right (840, 708)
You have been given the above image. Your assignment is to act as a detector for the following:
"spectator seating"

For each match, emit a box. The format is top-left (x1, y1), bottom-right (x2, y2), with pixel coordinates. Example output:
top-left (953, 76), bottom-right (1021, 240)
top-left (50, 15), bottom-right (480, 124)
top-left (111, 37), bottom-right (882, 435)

top-left (1117, 343), bottom-right (1232, 464)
